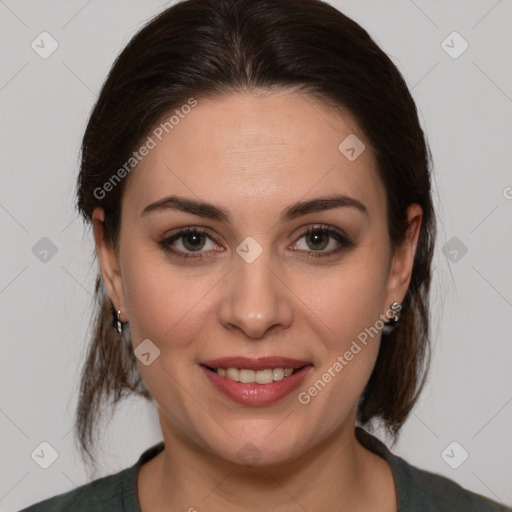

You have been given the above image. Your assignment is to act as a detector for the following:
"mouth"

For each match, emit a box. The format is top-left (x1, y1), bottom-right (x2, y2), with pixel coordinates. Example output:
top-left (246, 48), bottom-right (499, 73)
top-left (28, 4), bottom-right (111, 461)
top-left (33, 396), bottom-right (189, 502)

top-left (199, 357), bottom-right (313, 405)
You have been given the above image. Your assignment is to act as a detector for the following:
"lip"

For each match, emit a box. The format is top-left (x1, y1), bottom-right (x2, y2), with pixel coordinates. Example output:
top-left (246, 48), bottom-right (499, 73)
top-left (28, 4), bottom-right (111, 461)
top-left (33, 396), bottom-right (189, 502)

top-left (199, 357), bottom-right (313, 406)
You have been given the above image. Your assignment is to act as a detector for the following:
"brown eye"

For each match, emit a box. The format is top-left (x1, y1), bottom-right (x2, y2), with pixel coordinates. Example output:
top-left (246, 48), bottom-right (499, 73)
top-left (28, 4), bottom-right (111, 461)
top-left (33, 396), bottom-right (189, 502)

top-left (304, 230), bottom-right (329, 251)
top-left (182, 232), bottom-right (207, 251)
top-left (159, 227), bottom-right (221, 259)
top-left (291, 224), bottom-right (354, 258)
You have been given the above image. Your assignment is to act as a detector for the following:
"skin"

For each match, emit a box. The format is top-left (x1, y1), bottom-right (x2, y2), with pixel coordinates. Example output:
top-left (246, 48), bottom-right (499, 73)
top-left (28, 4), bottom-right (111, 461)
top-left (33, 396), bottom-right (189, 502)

top-left (93, 89), bottom-right (422, 512)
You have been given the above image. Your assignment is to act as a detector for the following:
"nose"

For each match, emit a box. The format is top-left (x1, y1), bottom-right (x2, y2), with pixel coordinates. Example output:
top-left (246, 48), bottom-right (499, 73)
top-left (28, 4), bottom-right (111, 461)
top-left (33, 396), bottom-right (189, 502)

top-left (218, 245), bottom-right (294, 339)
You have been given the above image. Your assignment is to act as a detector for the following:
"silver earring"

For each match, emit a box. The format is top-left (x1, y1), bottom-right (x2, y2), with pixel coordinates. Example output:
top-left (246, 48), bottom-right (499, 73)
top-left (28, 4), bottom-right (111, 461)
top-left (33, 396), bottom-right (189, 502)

top-left (117, 310), bottom-right (123, 335)
top-left (114, 308), bottom-right (123, 335)
top-left (389, 301), bottom-right (402, 323)
top-left (383, 301), bottom-right (402, 334)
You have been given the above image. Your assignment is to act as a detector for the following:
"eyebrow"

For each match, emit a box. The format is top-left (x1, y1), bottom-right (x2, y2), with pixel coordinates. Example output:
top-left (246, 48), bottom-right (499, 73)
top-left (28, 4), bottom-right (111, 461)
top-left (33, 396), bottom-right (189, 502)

top-left (140, 194), bottom-right (368, 222)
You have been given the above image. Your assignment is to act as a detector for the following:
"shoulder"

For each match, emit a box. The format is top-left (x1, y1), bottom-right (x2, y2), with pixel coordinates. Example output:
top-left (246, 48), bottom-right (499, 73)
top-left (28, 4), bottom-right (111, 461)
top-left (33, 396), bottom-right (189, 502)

top-left (393, 452), bottom-right (511, 511)
top-left (355, 427), bottom-right (511, 512)
top-left (18, 466), bottom-right (135, 512)
top-left (19, 442), bottom-right (165, 512)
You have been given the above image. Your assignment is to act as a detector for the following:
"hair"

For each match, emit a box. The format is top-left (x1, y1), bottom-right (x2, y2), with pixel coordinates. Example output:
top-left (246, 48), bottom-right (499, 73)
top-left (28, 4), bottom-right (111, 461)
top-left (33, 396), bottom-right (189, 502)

top-left (75, 0), bottom-right (435, 468)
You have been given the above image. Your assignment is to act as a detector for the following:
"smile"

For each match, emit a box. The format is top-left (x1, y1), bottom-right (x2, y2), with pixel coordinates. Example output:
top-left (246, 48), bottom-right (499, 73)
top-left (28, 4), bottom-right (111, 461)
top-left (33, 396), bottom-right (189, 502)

top-left (200, 356), bottom-right (313, 405)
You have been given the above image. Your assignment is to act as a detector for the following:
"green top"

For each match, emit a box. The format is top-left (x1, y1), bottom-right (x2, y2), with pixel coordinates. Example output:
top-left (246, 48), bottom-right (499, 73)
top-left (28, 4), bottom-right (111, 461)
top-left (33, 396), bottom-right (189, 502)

top-left (20, 428), bottom-right (511, 511)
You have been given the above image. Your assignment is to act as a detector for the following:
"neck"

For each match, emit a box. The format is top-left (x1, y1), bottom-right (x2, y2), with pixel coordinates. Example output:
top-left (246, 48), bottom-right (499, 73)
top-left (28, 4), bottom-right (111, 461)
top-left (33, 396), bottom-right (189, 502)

top-left (138, 416), bottom-right (396, 512)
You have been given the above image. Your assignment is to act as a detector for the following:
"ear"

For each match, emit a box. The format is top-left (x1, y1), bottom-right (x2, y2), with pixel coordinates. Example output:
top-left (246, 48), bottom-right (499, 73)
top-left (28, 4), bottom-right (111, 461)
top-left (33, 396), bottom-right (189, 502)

top-left (384, 203), bottom-right (423, 309)
top-left (92, 207), bottom-right (126, 320)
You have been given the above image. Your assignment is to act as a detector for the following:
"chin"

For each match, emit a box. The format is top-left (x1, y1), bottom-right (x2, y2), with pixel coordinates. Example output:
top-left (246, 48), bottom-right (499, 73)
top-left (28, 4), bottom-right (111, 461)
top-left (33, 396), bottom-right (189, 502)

top-left (198, 420), bottom-right (310, 468)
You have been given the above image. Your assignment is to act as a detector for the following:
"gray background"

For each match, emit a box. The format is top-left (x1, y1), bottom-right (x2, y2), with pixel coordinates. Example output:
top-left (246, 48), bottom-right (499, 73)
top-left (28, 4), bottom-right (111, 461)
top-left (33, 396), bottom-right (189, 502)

top-left (1, 0), bottom-right (511, 510)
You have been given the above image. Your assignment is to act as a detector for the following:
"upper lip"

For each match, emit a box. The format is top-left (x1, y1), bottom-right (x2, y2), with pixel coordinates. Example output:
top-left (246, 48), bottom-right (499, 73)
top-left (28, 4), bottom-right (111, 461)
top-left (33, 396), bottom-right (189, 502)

top-left (200, 356), bottom-right (312, 371)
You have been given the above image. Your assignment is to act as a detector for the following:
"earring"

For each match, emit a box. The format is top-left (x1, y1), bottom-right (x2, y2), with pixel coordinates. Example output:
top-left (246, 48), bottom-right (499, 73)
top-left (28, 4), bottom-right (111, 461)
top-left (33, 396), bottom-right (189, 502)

top-left (383, 301), bottom-right (402, 334)
top-left (389, 301), bottom-right (402, 323)
top-left (112, 307), bottom-right (123, 335)
top-left (116, 310), bottom-right (123, 335)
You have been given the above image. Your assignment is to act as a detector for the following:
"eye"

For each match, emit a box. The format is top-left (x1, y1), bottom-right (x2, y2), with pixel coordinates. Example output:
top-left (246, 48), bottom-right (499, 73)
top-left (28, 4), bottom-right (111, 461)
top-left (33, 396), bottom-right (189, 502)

top-left (159, 224), bottom-right (354, 261)
top-left (290, 224), bottom-right (353, 257)
top-left (159, 227), bottom-right (221, 259)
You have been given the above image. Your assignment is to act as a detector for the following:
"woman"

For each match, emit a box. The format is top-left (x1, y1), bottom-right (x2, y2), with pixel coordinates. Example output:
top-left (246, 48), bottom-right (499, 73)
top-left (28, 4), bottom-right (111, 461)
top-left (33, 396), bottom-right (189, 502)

top-left (21, 0), bottom-right (510, 510)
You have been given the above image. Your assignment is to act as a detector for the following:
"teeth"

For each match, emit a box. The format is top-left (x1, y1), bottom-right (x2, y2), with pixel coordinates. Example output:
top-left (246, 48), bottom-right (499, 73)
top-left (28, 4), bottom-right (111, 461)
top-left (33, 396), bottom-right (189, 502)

top-left (217, 367), bottom-right (296, 384)
top-left (239, 369), bottom-right (255, 383)
top-left (273, 368), bottom-right (284, 381)
top-left (256, 369), bottom-right (273, 384)
top-left (226, 368), bottom-right (240, 382)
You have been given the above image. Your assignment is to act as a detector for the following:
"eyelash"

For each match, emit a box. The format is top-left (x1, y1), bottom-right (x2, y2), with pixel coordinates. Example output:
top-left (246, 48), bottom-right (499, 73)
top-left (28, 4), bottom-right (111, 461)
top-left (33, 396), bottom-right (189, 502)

top-left (158, 224), bottom-right (354, 260)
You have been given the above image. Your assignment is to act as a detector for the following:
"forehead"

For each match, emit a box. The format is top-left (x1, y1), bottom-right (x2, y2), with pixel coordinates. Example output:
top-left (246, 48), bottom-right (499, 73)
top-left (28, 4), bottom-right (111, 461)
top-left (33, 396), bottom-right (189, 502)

top-left (122, 90), bottom-right (385, 221)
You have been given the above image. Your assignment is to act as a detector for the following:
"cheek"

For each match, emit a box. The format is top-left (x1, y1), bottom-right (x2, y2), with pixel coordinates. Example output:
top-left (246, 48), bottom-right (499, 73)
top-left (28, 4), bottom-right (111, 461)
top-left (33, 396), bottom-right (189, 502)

top-left (120, 252), bottom-right (212, 410)
top-left (295, 253), bottom-right (389, 409)
top-left (121, 248), bottom-right (217, 353)
top-left (302, 256), bottom-right (389, 348)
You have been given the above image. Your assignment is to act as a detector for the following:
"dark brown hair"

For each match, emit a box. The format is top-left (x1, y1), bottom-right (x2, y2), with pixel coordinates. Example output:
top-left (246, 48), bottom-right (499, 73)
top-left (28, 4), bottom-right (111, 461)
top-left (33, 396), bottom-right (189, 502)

top-left (75, 0), bottom-right (435, 468)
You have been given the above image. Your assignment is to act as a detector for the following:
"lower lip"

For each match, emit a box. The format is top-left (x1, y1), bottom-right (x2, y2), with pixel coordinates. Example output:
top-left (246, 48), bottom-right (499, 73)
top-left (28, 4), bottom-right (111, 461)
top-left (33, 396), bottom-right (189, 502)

top-left (200, 365), bottom-right (313, 406)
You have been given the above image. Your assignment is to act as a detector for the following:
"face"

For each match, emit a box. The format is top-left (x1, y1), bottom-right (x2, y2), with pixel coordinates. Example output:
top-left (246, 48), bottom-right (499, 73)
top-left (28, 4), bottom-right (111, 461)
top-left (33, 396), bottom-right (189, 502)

top-left (93, 90), bottom-right (421, 467)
